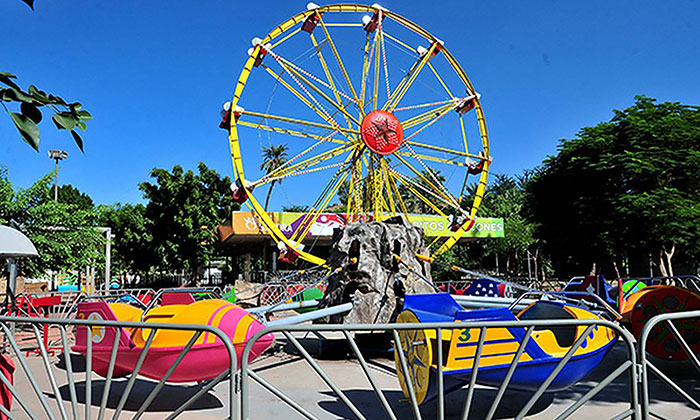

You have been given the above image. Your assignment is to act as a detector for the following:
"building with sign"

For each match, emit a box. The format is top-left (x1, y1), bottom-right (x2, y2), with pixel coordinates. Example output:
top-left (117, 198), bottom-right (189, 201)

top-left (217, 212), bottom-right (504, 278)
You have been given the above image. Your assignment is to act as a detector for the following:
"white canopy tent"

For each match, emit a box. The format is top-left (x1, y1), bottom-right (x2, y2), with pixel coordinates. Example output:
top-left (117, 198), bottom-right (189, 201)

top-left (1, 225), bottom-right (39, 299)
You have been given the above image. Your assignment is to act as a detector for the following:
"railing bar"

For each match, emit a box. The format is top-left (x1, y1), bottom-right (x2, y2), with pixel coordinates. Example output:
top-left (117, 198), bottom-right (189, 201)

top-left (164, 370), bottom-right (229, 420)
top-left (0, 322), bottom-right (57, 420)
top-left (247, 370), bottom-right (318, 420)
top-left (554, 360), bottom-right (631, 420)
top-left (111, 329), bottom-right (155, 419)
top-left (85, 325), bottom-right (92, 420)
top-left (485, 326), bottom-right (534, 420)
top-left (32, 324), bottom-right (69, 420)
top-left (461, 326), bottom-right (486, 420)
top-left (0, 354), bottom-right (39, 419)
top-left (609, 408), bottom-right (635, 420)
top-left (97, 328), bottom-right (122, 420)
top-left (647, 361), bottom-right (700, 411)
top-left (283, 331), bottom-right (368, 420)
top-left (391, 329), bottom-right (423, 420)
top-left (60, 325), bottom-right (80, 420)
top-left (133, 331), bottom-right (203, 419)
top-left (436, 327), bottom-right (444, 420)
top-left (341, 330), bottom-right (398, 420)
top-left (515, 325), bottom-right (595, 420)
top-left (664, 319), bottom-right (700, 374)
top-left (0, 401), bottom-right (13, 419)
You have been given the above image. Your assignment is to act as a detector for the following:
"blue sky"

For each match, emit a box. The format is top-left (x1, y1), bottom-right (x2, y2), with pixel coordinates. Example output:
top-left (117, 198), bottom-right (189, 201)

top-left (2, 0), bottom-right (699, 209)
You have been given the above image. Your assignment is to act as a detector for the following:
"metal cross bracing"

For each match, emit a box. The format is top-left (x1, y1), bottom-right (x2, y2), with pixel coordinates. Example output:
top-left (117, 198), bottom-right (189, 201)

top-left (226, 4), bottom-right (491, 267)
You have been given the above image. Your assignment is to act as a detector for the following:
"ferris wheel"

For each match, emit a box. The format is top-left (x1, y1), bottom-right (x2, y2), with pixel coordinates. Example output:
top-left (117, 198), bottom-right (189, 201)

top-left (223, 3), bottom-right (491, 266)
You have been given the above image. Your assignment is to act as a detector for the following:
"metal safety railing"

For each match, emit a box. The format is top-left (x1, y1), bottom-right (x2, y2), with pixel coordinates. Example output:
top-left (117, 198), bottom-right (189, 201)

top-left (0, 315), bottom-right (238, 419)
top-left (639, 310), bottom-right (700, 419)
top-left (239, 318), bottom-right (639, 420)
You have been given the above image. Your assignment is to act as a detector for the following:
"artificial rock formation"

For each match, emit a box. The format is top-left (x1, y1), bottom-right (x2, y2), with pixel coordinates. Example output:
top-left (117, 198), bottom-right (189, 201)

top-left (319, 216), bottom-right (435, 324)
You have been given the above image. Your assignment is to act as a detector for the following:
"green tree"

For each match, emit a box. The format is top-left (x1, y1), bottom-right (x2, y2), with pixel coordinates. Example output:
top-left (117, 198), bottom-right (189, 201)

top-left (139, 162), bottom-right (236, 275)
top-left (527, 96), bottom-right (700, 277)
top-left (260, 144), bottom-right (289, 211)
top-left (282, 205), bottom-right (310, 212)
top-left (57, 184), bottom-right (94, 210)
top-left (1, 169), bottom-right (103, 276)
top-left (97, 204), bottom-right (152, 275)
top-left (1, 72), bottom-right (91, 151)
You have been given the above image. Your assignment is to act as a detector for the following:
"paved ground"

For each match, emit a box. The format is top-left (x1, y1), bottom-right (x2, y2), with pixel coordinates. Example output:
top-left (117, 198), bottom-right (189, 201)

top-left (7, 333), bottom-right (700, 419)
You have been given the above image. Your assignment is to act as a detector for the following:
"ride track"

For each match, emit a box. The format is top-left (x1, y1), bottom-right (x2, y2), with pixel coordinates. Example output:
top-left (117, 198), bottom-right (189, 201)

top-left (226, 3), bottom-right (491, 266)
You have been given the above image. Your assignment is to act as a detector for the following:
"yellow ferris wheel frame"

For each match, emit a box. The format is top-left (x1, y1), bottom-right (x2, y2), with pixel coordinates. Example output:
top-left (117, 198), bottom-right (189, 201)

top-left (227, 3), bottom-right (491, 266)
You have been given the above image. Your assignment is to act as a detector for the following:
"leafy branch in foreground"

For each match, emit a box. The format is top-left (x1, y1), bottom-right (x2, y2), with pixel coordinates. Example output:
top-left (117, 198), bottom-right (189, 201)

top-left (0, 72), bottom-right (91, 152)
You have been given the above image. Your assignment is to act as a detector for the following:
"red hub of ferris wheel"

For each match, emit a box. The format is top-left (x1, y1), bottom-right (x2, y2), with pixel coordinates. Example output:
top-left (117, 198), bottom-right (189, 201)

top-left (360, 110), bottom-right (404, 155)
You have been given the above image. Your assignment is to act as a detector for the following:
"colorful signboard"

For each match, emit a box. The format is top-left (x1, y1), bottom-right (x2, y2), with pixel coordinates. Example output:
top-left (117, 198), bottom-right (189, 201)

top-left (231, 211), bottom-right (504, 239)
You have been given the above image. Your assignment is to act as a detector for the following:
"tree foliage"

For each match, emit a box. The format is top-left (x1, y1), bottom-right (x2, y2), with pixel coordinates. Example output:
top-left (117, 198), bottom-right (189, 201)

top-left (0, 168), bottom-right (103, 276)
top-left (527, 96), bottom-right (700, 277)
top-left (139, 162), bottom-right (236, 275)
top-left (260, 144), bottom-right (289, 211)
top-left (57, 184), bottom-right (94, 210)
top-left (1, 72), bottom-right (91, 151)
top-left (97, 204), bottom-right (152, 274)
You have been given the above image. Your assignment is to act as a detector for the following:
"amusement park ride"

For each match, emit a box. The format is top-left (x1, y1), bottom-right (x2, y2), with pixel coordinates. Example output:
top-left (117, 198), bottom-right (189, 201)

top-left (220, 2), bottom-right (491, 266)
top-left (6, 3), bottom-right (698, 416)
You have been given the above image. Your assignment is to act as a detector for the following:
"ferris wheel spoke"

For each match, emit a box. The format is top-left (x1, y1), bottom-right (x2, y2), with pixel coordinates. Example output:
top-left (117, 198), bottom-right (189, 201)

top-left (359, 32), bottom-right (376, 116)
top-left (393, 98), bottom-right (459, 113)
top-left (380, 159), bottom-right (397, 215)
top-left (259, 63), bottom-right (355, 142)
top-left (378, 15), bottom-right (392, 104)
top-left (346, 147), bottom-right (366, 218)
top-left (309, 32), bottom-right (355, 131)
top-left (267, 47), bottom-right (357, 106)
top-left (392, 153), bottom-right (462, 212)
top-left (290, 155), bottom-right (354, 243)
top-left (389, 168), bottom-right (450, 218)
top-left (269, 55), bottom-right (362, 127)
top-left (401, 101), bottom-right (459, 131)
top-left (239, 109), bottom-right (358, 137)
top-left (316, 13), bottom-right (361, 108)
top-left (394, 150), bottom-right (467, 167)
top-left (265, 143), bottom-right (357, 183)
top-left (459, 113), bottom-right (470, 156)
top-left (427, 62), bottom-right (455, 99)
top-left (384, 42), bottom-right (439, 112)
top-left (270, 27), bottom-right (302, 49)
top-left (237, 120), bottom-right (349, 146)
top-left (382, 31), bottom-right (416, 55)
top-left (260, 161), bottom-right (346, 186)
top-left (371, 27), bottom-right (381, 112)
top-left (404, 140), bottom-right (480, 159)
top-left (386, 166), bottom-right (409, 214)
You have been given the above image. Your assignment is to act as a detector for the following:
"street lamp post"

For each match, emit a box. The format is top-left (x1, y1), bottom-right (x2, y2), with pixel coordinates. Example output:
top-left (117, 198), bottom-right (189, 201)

top-left (48, 149), bottom-right (69, 202)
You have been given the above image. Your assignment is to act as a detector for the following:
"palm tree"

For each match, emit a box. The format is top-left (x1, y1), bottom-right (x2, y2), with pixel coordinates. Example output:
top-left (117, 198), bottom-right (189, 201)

top-left (260, 144), bottom-right (289, 211)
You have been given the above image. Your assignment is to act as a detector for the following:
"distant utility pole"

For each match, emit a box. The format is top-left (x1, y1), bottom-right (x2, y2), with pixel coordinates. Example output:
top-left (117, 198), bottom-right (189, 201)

top-left (48, 149), bottom-right (69, 201)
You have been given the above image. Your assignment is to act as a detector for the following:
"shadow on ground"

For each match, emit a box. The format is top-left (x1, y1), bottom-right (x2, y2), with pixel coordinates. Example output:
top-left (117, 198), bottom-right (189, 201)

top-left (48, 379), bottom-right (223, 412)
top-left (317, 388), bottom-right (553, 419)
top-left (55, 352), bottom-right (86, 372)
top-left (314, 343), bottom-right (699, 418)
